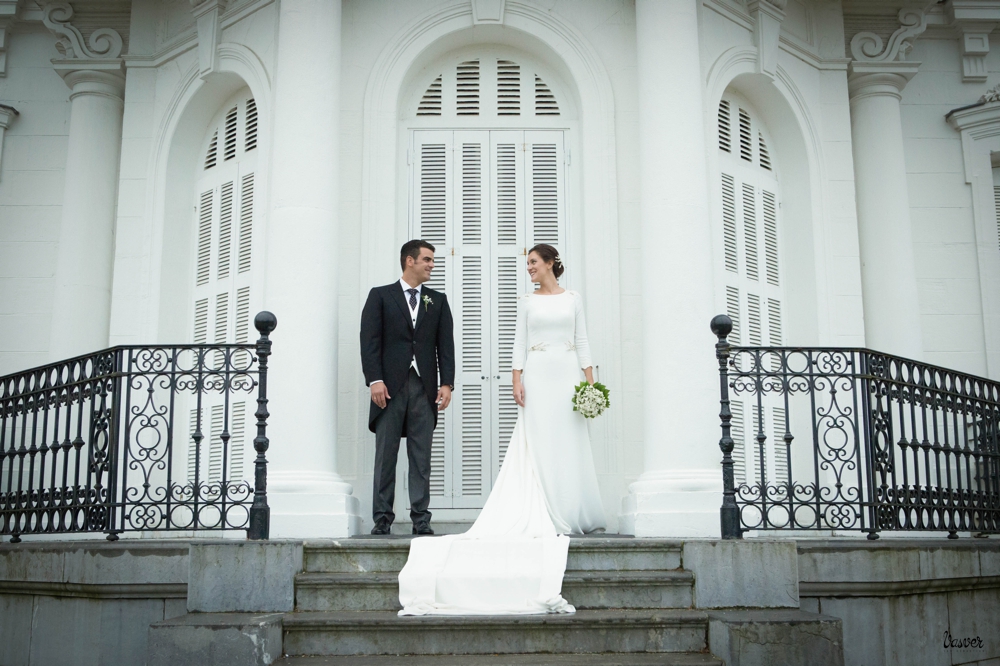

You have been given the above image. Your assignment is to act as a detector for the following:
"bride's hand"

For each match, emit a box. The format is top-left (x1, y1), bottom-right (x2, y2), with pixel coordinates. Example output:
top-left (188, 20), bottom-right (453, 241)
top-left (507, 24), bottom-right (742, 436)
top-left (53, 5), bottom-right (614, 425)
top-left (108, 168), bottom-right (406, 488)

top-left (512, 381), bottom-right (525, 407)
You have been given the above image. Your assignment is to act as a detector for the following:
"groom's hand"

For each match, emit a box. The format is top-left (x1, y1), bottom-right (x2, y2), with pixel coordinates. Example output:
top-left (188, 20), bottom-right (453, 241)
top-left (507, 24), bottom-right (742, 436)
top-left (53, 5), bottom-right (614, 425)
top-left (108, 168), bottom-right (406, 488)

top-left (436, 386), bottom-right (452, 411)
top-left (370, 382), bottom-right (390, 409)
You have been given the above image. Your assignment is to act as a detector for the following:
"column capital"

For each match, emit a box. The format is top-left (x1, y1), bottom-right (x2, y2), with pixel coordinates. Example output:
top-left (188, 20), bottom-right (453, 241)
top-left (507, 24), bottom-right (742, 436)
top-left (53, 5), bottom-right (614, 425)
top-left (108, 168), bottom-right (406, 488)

top-left (52, 59), bottom-right (125, 100)
top-left (848, 61), bottom-right (920, 102)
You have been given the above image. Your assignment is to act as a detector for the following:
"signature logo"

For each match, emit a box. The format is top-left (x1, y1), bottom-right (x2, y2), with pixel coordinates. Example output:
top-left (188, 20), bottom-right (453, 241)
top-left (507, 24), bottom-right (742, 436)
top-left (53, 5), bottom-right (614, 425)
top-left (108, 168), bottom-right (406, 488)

top-left (944, 631), bottom-right (984, 650)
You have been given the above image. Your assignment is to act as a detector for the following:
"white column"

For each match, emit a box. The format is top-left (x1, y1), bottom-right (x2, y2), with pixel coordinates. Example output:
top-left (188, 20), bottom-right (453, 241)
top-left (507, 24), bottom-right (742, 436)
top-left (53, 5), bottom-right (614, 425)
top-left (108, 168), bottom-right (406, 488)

top-left (849, 63), bottom-right (924, 360)
top-left (620, 0), bottom-right (723, 537)
top-left (263, 0), bottom-right (361, 537)
top-left (48, 62), bottom-right (125, 360)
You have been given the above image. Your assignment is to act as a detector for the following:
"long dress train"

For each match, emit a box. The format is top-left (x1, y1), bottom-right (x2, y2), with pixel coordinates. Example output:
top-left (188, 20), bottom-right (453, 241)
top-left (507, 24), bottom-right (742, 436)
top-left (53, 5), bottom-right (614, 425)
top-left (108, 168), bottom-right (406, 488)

top-left (398, 290), bottom-right (606, 615)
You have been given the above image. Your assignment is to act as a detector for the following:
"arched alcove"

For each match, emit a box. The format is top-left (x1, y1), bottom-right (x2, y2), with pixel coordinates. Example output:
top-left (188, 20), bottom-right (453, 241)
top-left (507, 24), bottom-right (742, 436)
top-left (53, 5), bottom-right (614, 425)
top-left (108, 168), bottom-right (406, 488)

top-left (144, 45), bottom-right (271, 344)
top-left (706, 52), bottom-right (824, 348)
top-left (357, 0), bottom-right (625, 526)
top-left (395, 37), bottom-right (583, 512)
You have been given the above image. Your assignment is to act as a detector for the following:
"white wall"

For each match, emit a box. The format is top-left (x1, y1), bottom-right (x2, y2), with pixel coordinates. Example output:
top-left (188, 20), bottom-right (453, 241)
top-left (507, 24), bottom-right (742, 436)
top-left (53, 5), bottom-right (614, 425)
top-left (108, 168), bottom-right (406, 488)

top-left (0, 25), bottom-right (68, 375)
top-left (901, 35), bottom-right (993, 376)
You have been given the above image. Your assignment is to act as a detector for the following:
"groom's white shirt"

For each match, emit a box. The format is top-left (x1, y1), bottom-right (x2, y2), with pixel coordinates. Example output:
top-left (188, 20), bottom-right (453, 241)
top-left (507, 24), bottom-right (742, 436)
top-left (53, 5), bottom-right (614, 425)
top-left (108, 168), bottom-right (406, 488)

top-left (370, 278), bottom-right (422, 387)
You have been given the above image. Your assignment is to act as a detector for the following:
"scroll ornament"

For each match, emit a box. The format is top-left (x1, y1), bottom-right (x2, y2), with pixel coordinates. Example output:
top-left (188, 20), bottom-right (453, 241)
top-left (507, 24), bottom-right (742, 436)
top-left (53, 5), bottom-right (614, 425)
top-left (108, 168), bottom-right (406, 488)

top-left (42, 2), bottom-right (123, 60)
top-left (850, 5), bottom-right (931, 63)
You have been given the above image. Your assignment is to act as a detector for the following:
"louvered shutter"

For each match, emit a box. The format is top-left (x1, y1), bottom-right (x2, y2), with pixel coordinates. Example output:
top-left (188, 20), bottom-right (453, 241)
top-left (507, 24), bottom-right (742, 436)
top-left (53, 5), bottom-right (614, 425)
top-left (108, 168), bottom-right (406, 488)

top-left (489, 131), bottom-right (527, 480)
top-left (524, 131), bottom-right (565, 251)
top-left (412, 131), bottom-right (455, 506)
top-left (718, 93), bottom-right (786, 488)
top-left (188, 94), bottom-right (258, 487)
top-left (993, 175), bottom-right (1000, 252)
top-left (453, 131), bottom-right (491, 507)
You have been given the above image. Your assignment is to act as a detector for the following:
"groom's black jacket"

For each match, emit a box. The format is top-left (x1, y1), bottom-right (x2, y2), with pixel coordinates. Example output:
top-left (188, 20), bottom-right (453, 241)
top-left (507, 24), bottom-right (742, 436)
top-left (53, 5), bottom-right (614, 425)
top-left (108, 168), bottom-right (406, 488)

top-left (360, 282), bottom-right (455, 434)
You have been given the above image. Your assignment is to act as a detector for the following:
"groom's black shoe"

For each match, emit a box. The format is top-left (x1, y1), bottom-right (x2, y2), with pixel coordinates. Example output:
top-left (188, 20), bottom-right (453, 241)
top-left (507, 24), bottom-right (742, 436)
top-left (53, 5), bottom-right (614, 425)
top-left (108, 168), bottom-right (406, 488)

top-left (412, 523), bottom-right (434, 535)
top-left (371, 519), bottom-right (392, 536)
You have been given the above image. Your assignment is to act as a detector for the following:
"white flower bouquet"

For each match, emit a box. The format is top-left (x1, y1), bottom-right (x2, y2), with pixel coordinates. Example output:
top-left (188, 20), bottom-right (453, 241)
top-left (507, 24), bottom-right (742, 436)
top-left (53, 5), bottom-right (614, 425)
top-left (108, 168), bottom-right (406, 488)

top-left (572, 381), bottom-right (610, 419)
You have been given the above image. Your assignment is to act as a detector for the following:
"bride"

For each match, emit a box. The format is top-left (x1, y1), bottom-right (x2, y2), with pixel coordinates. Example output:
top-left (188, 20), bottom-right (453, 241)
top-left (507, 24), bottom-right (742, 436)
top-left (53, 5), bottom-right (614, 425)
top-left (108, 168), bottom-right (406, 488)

top-left (398, 243), bottom-right (607, 615)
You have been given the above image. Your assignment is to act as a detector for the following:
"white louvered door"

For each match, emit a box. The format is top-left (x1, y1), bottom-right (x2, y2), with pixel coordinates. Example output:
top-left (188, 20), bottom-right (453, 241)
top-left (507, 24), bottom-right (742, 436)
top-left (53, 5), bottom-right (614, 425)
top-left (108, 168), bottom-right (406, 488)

top-left (189, 94), bottom-right (258, 489)
top-left (410, 129), bottom-right (567, 508)
top-left (412, 132), bottom-right (456, 506)
top-left (717, 94), bottom-right (788, 488)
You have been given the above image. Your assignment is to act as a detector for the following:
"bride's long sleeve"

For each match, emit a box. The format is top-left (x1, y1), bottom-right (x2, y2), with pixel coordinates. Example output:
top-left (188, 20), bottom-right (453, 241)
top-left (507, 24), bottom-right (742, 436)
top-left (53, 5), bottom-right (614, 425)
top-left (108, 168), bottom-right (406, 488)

top-left (573, 292), bottom-right (593, 370)
top-left (512, 295), bottom-right (528, 371)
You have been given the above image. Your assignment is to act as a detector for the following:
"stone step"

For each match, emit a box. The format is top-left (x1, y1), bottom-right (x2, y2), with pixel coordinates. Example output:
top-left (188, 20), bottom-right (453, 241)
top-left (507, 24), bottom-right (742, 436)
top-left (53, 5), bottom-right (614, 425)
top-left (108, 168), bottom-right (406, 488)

top-left (295, 570), bottom-right (694, 612)
top-left (282, 610), bottom-right (708, 657)
top-left (302, 538), bottom-right (684, 574)
top-left (274, 653), bottom-right (723, 665)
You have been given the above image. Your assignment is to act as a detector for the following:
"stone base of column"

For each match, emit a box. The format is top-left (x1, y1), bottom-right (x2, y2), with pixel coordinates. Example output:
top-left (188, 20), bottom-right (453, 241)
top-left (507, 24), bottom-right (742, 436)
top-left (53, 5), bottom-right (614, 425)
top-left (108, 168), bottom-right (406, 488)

top-left (267, 471), bottom-right (363, 539)
top-left (619, 470), bottom-right (723, 538)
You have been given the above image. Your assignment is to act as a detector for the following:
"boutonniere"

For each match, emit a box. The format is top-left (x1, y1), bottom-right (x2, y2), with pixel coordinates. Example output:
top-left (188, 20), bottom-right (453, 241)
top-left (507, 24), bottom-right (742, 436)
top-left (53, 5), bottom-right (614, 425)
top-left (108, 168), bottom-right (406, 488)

top-left (422, 294), bottom-right (433, 312)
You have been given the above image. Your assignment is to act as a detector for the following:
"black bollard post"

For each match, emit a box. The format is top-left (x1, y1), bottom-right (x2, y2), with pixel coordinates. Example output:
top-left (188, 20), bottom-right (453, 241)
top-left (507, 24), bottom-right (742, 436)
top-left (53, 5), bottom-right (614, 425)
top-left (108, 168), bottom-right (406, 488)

top-left (711, 314), bottom-right (742, 540)
top-left (248, 311), bottom-right (277, 540)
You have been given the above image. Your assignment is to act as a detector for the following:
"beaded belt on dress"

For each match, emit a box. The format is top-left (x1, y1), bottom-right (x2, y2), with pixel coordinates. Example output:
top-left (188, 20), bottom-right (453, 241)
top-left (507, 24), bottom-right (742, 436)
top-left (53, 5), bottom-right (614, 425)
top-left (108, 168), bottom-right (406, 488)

top-left (528, 342), bottom-right (576, 352)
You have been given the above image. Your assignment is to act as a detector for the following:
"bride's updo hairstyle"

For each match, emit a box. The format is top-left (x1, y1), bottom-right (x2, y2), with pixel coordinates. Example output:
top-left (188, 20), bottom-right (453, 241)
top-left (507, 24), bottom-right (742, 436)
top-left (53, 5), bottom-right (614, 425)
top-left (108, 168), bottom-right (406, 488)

top-left (529, 243), bottom-right (565, 278)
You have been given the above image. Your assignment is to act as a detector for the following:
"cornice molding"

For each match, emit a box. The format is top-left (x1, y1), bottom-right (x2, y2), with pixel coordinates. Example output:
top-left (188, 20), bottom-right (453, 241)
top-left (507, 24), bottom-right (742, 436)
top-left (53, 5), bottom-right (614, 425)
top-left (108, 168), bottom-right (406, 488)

top-left (944, 99), bottom-right (1000, 184)
top-left (41, 1), bottom-right (122, 59)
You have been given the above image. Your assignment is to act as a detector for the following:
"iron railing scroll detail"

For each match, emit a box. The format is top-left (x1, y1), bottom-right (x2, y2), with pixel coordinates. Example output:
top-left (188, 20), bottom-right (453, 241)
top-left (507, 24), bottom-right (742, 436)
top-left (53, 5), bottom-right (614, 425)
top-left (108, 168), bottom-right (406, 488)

top-left (711, 314), bottom-right (1000, 539)
top-left (0, 312), bottom-right (276, 542)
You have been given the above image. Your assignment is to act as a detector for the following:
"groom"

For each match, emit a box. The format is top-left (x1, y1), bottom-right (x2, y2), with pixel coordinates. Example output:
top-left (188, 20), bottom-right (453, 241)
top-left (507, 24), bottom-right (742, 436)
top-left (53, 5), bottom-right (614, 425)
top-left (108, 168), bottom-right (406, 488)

top-left (360, 240), bottom-right (455, 535)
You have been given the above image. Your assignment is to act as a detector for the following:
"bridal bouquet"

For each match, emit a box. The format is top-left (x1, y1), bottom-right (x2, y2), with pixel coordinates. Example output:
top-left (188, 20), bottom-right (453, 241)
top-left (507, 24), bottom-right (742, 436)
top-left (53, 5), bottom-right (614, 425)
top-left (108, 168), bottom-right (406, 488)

top-left (572, 381), bottom-right (610, 418)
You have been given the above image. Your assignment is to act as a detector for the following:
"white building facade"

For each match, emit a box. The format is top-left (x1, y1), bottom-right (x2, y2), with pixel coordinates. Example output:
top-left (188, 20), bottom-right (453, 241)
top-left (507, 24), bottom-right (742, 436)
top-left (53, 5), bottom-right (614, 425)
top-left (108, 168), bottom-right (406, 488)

top-left (1, 0), bottom-right (998, 538)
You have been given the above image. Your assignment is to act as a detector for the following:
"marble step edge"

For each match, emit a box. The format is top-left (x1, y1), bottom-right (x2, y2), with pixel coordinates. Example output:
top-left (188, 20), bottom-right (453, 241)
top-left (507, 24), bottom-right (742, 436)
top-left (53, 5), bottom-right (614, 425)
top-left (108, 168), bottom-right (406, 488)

top-left (302, 538), bottom-right (686, 551)
top-left (282, 609), bottom-right (709, 629)
top-left (295, 570), bottom-right (694, 588)
top-left (282, 609), bottom-right (709, 657)
top-left (274, 653), bottom-right (723, 665)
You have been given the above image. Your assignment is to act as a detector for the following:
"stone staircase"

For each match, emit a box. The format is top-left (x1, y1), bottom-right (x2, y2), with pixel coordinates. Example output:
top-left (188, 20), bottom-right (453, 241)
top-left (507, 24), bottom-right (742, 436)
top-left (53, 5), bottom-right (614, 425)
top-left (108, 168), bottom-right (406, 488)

top-left (276, 537), bottom-right (723, 665)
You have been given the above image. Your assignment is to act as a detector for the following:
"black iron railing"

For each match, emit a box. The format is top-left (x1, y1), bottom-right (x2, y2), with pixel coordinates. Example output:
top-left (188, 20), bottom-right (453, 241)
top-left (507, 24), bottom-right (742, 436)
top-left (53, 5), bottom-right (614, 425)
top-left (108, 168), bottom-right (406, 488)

top-left (712, 314), bottom-right (1000, 540)
top-left (0, 312), bottom-right (277, 543)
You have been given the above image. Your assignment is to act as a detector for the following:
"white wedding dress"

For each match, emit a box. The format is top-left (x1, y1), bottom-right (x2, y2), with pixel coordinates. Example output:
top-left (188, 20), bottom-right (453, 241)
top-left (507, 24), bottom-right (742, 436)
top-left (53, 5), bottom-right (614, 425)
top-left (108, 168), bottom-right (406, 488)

top-left (398, 290), bottom-right (607, 615)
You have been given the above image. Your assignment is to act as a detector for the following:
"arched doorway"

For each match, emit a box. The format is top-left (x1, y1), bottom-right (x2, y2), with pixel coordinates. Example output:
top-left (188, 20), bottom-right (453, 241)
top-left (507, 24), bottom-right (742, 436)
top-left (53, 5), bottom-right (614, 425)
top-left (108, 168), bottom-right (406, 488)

top-left (404, 47), bottom-right (575, 510)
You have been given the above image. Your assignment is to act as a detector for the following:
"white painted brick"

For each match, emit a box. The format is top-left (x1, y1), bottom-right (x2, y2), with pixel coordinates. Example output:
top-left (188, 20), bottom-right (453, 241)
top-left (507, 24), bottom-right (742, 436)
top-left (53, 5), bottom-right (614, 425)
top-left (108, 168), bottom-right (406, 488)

top-left (0, 242), bottom-right (57, 278)
top-left (0, 135), bottom-right (68, 171)
top-left (0, 277), bottom-right (54, 314)
top-left (0, 206), bottom-right (61, 242)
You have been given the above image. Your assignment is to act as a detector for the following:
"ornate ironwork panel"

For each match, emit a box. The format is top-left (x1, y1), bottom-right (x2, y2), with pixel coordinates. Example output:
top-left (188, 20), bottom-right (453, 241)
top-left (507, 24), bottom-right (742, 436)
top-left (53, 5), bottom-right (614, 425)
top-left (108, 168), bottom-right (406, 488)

top-left (0, 313), bottom-right (275, 542)
top-left (712, 314), bottom-right (1000, 538)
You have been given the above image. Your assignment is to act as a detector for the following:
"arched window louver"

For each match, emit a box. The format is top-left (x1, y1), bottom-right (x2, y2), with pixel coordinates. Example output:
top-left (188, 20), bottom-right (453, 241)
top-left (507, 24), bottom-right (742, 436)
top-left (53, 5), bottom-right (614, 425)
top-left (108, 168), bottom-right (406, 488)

top-left (204, 97), bottom-right (258, 169)
top-left (717, 93), bottom-right (786, 489)
top-left (416, 58), bottom-right (560, 117)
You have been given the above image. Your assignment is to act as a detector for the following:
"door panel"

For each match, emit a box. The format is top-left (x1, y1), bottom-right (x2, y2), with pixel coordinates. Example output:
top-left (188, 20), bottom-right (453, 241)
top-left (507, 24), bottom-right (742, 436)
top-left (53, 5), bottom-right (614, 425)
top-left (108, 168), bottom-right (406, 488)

top-left (409, 129), bottom-right (566, 508)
